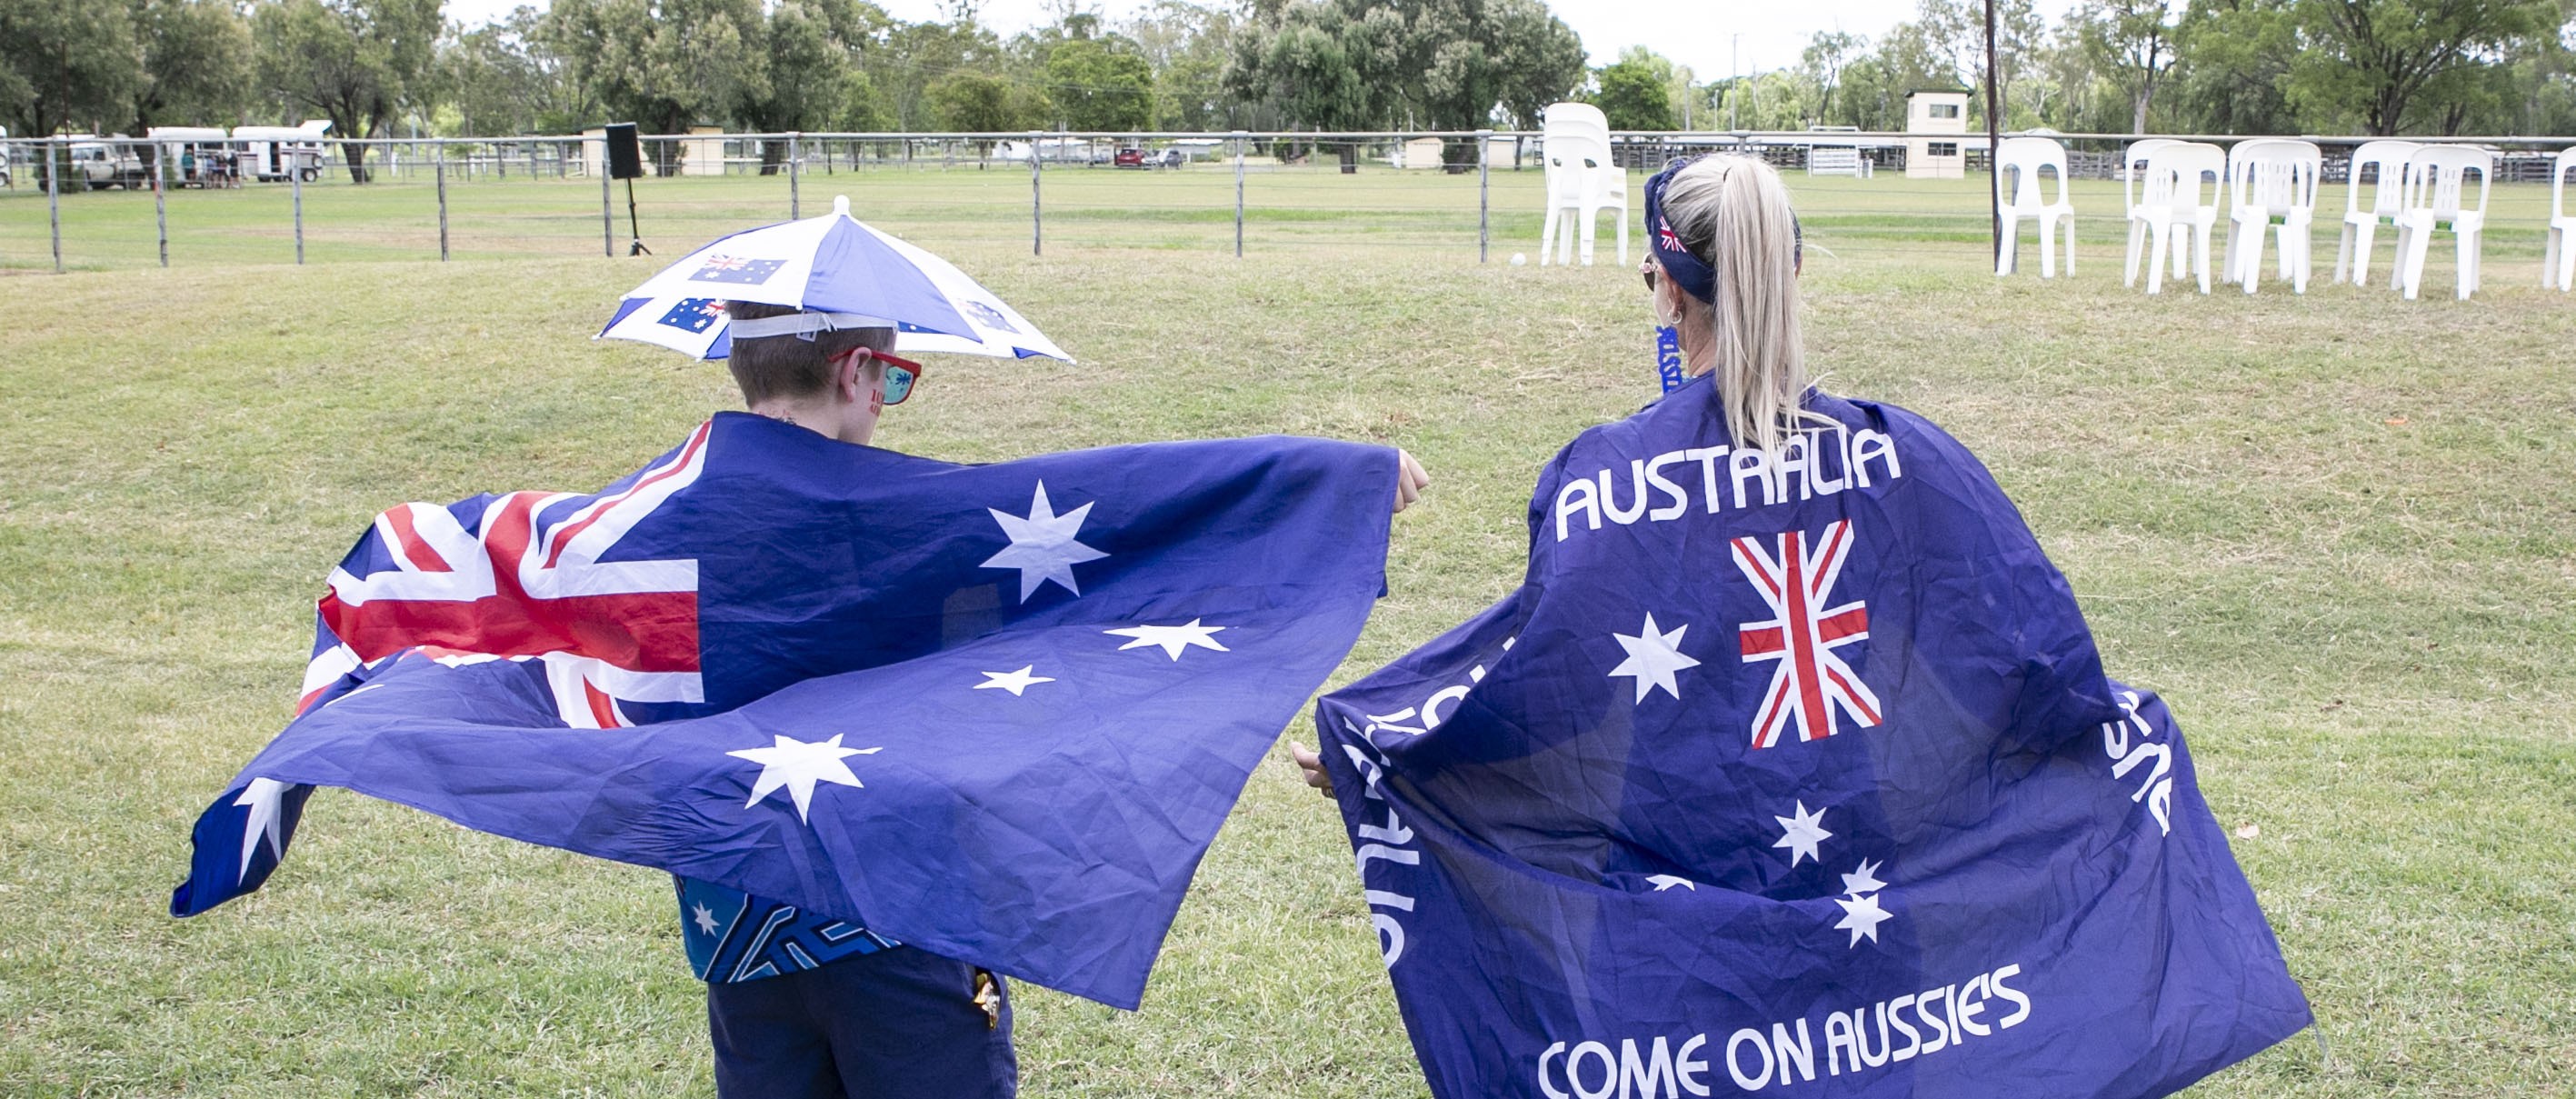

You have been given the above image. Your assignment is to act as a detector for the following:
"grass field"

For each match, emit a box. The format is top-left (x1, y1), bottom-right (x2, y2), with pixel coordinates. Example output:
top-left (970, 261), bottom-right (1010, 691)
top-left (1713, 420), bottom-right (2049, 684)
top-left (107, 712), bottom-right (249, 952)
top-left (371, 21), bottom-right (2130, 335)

top-left (5, 162), bottom-right (2569, 277)
top-left (2, 175), bottom-right (2572, 1097)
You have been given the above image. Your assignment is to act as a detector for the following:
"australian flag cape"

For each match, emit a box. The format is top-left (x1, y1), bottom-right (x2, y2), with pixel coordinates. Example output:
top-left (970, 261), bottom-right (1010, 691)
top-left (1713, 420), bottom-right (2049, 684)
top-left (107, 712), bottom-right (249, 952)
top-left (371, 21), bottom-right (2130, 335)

top-left (1317, 379), bottom-right (2310, 1098)
top-left (172, 412), bottom-right (1396, 1010)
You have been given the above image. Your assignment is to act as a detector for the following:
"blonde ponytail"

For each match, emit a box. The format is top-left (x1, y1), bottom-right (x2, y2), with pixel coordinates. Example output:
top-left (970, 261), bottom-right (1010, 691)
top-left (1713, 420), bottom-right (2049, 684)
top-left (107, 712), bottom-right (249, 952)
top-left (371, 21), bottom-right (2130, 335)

top-left (1658, 156), bottom-right (1810, 453)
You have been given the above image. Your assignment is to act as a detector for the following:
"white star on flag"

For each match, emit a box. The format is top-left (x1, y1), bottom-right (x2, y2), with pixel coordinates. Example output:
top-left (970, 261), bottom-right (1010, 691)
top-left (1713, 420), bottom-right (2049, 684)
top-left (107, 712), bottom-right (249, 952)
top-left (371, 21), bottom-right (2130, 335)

top-left (234, 778), bottom-right (291, 884)
top-left (692, 903), bottom-right (721, 936)
top-left (1773, 800), bottom-right (1832, 866)
top-left (1607, 613), bottom-right (1702, 704)
top-left (726, 734), bottom-right (882, 824)
top-left (980, 482), bottom-right (1110, 603)
top-left (1834, 891), bottom-right (1894, 946)
top-left (1841, 858), bottom-right (1889, 897)
top-left (1646, 874), bottom-right (1698, 892)
top-left (974, 665), bottom-right (1055, 696)
top-left (1105, 619), bottom-right (1230, 661)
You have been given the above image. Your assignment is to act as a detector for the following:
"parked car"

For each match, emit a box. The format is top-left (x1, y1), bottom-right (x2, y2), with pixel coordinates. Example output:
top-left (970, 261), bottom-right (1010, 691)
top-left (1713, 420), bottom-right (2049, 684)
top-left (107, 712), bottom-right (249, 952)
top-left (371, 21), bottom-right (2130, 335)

top-left (70, 138), bottom-right (151, 190)
top-left (1157, 148), bottom-right (1186, 168)
top-left (1113, 146), bottom-right (1146, 168)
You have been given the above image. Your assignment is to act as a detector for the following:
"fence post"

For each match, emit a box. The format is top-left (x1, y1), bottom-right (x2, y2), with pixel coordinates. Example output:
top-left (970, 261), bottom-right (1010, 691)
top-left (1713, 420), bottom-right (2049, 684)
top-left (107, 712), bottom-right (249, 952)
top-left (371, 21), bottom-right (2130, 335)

top-left (1029, 130), bottom-right (1043, 256)
top-left (292, 165), bottom-right (305, 265)
top-left (788, 133), bottom-right (801, 218)
top-left (435, 144), bottom-right (450, 262)
top-left (1476, 128), bottom-right (1492, 264)
top-left (45, 140), bottom-right (62, 273)
top-left (601, 167), bottom-right (614, 258)
top-left (154, 140), bottom-right (170, 268)
top-left (1233, 130), bottom-right (1247, 258)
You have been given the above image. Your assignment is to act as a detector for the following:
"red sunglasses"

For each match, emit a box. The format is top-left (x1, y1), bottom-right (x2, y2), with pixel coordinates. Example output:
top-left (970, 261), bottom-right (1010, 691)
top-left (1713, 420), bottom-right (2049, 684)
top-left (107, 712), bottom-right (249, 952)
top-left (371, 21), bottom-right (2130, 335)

top-left (844, 348), bottom-right (924, 405)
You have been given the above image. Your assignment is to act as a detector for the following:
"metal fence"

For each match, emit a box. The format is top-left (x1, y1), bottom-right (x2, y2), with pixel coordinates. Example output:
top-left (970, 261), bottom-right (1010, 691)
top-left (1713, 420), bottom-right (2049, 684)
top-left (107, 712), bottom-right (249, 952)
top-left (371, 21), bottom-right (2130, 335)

top-left (6, 129), bottom-right (2572, 275)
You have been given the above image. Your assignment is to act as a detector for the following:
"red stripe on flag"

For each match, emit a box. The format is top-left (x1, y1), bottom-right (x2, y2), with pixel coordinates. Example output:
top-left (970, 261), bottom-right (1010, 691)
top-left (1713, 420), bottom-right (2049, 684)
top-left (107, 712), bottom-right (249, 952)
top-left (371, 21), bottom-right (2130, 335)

top-left (320, 589), bottom-right (702, 672)
top-left (383, 506), bottom-right (454, 573)
top-left (543, 423), bottom-right (712, 569)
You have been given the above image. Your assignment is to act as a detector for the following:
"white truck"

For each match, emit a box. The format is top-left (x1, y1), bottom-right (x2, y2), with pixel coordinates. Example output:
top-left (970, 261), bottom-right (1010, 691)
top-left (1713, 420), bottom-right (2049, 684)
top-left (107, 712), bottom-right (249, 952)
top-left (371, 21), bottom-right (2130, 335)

top-left (232, 120), bottom-right (333, 182)
top-left (68, 135), bottom-right (152, 190)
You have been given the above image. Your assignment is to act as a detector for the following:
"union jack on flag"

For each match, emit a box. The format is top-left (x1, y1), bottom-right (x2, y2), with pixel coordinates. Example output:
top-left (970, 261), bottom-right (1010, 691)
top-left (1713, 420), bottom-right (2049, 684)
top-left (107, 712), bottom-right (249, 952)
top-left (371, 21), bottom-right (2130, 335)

top-left (656, 297), bottom-right (724, 334)
top-left (300, 421), bottom-right (712, 729)
top-left (686, 255), bottom-right (785, 285)
top-left (1732, 518), bottom-right (1882, 748)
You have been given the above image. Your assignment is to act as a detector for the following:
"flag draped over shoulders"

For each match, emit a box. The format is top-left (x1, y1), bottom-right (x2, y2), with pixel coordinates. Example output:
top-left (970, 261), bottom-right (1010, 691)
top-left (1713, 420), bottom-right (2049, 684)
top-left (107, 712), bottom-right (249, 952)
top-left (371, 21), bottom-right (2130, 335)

top-left (1317, 379), bottom-right (2309, 1098)
top-left (174, 413), bottom-right (1397, 1010)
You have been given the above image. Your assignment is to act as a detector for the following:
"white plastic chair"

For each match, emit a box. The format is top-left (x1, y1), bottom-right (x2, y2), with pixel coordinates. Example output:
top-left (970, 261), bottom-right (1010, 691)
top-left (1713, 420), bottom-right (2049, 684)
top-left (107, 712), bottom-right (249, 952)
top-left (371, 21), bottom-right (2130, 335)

top-left (2334, 140), bottom-right (2419, 286)
top-left (1995, 136), bottom-right (2075, 278)
top-left (2544, 147), bottom-right (2576, 291)
top-left (2391, 145), bottom-right (2491, 301)
top-left (2224, 139), bottom-right (2321, 294)
top-left (2122, 138), bottom-right (2183, 286)
top-left (2137, 143), bottom-right (2225, 295)
top-left (1539, 103), bottom-right (1629, 266)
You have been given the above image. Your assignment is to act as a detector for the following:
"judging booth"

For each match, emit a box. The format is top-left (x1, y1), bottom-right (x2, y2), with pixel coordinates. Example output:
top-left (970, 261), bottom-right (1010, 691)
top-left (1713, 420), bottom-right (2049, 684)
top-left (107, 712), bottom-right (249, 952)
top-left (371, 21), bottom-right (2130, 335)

top-left (1906, 89), bottom-right (1971, 179)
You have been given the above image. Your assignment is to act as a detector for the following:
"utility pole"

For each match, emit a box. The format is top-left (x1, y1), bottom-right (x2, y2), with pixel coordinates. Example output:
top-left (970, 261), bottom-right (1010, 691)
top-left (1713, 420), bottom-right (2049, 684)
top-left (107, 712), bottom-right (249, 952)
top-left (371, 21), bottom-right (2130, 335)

top-left (1731, 35), bottom-right (1741, 130)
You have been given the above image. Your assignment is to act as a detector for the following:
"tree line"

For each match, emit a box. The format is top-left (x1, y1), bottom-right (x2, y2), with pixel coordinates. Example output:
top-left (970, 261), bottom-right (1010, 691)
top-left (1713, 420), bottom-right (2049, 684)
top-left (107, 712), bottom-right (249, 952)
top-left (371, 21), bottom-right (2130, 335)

top-left (4, 0), bottom-right (2570, 183)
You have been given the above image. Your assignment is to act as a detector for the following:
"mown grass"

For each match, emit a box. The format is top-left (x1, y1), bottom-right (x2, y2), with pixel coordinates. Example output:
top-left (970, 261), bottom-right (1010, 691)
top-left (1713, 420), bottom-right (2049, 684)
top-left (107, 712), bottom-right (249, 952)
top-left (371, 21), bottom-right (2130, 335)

top-left (5, 164), bottom-right (2566, 272)
top-left (0, 185), bottom-right (2571, 1097)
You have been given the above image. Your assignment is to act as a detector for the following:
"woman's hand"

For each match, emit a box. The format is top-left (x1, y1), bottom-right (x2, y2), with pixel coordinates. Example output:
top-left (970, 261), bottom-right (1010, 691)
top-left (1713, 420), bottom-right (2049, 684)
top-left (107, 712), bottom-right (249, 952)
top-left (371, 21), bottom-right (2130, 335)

top-left (1393, 449), bottom-right (1431, 514)
top-left (1288, 743), bottom-right (1333, 795)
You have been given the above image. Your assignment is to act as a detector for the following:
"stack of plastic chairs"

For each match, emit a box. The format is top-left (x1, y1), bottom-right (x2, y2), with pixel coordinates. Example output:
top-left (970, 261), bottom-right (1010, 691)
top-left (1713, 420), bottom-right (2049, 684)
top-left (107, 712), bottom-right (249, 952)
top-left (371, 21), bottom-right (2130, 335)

top-left (2223, 139), bottom-right (2322, 294)
top-left (2391, 145), bottom-right (2491, 300)
top-left (1538, 103), bottom-right (1628, 266)
top-left (1994, 136), bottom-right (2076, 277)
top-left (2544, 147), bottom-right (2576, 291)
top-left (2137, 142), bottom-right (2227, 295)
top-left (2122, 138), bottom-right (2184, 286)
top-left (2333, 140), bottom-right (2419, 286)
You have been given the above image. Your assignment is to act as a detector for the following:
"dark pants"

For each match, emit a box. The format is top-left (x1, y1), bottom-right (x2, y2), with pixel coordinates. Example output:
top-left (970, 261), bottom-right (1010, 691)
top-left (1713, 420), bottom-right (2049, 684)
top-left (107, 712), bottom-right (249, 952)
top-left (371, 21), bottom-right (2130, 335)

top-left (707, 947), bottom-right (1017, 1099)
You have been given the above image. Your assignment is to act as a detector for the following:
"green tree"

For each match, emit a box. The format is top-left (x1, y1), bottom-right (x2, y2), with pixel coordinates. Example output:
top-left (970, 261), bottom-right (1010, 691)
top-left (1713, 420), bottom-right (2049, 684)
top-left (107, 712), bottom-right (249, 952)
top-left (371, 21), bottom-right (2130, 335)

top-left (2283, 0), bottom-right (2557, 134)
top-left (1486, 0), bottom-right (1584, 129)
top-left (1123, 1), bottom-right (1239, 129)
top-left (2166, 0), bottom-right (2298, 133)
top-left (1802, 31), bottom-right (1865, 123)
top-left (1044, 37), bottom-right (1153, 129)
top-left (873, 15), bottom-right (1004, 128)
top-left (926, 70), bottom-right (1047, 134)
top-left (1225, 10), bottom-right (1373, 166)
top-left (132, 0), bottom-right (255, 134)
top-left (547, 0), bottom-right (767, 172)
top-left (251, 0), bottom-right (441, 182)
top-left (2069, 0), bottom-right (2178, 131)
top-left (1595, 54), bottom-right (1675, 129)
top-left (0, 0), bottom-right (143, 142)
top-left (739, 0), bottom-right (886, 170)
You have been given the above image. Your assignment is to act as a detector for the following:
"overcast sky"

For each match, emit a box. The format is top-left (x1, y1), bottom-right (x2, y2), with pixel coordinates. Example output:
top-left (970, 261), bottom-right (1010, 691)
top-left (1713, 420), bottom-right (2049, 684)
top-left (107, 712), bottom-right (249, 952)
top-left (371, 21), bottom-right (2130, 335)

top-left (443, 0), bottom-right (2085, 79)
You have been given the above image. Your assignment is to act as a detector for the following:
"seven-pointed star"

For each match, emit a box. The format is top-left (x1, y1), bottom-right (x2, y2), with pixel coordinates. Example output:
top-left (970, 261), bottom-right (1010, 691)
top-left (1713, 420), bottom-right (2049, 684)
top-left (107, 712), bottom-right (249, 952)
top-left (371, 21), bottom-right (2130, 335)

top-left (726, 734), bottom-right (883, 824)
top-left (1773, 800), bottom-right (1833, 866)
top-left (1834, 891), bottom-right (1894, 946)
top-left (975, 665), bottom-right (1055, 696)
top-left (1841, 858), bottom-right (1889, 897)
top-left (1105, 619), bottom-right (1230, 661)
top-left (234, 778), bottom-right (291, 884)
top-left (1607, 613), bottom-right (1702, 704)
top-left (980, 482), bottom-right (1110, 603)
top-left (692, 902), bottom-right (721, 936)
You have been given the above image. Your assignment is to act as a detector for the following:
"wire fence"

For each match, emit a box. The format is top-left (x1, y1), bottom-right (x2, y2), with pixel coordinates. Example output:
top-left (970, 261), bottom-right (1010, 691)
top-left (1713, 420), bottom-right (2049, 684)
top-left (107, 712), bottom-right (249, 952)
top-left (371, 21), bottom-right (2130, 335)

top-left (5, 129), bottom-right (2572, 275)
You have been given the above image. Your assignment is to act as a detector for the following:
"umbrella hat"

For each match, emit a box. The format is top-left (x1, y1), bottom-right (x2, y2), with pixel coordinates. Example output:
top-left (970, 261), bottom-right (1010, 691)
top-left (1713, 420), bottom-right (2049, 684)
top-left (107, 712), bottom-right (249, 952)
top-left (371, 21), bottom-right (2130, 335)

top-left (597, 195), bottom-right (1073, 363)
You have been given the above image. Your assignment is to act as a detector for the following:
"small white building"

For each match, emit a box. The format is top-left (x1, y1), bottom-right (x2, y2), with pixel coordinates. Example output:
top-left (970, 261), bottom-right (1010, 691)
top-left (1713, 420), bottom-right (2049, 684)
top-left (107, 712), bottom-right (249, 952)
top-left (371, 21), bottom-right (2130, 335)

top-left (1905, 90), bottom-right (1970, 179)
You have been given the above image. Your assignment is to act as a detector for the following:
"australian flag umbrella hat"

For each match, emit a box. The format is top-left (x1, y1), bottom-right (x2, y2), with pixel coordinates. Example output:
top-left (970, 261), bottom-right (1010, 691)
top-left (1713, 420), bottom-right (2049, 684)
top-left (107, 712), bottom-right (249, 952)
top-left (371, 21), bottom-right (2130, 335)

top-left (597, 195), bottom-right (1073, 362)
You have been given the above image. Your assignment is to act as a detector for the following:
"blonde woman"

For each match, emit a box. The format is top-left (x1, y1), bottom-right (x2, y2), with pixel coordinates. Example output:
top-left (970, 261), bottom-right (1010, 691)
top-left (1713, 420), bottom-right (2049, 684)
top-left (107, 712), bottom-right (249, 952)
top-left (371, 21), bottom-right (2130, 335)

top-left (1293, 155), bottom-right (2309, 1099)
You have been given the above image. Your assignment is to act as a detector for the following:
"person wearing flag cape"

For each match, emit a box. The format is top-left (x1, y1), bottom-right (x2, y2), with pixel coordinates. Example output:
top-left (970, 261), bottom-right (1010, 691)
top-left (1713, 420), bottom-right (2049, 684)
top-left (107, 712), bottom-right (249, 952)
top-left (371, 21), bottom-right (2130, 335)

top-left (1296, 155), bottom-right (2312, 1098)
top-left (171, 207), bottom-right (1429, 1099)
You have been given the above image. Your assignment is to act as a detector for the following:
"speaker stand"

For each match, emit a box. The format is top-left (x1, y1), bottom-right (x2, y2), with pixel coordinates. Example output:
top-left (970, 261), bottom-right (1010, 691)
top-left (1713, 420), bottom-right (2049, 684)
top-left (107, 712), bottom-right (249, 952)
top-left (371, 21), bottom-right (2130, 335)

top-left (625, 177), bottom-right (651, 256)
